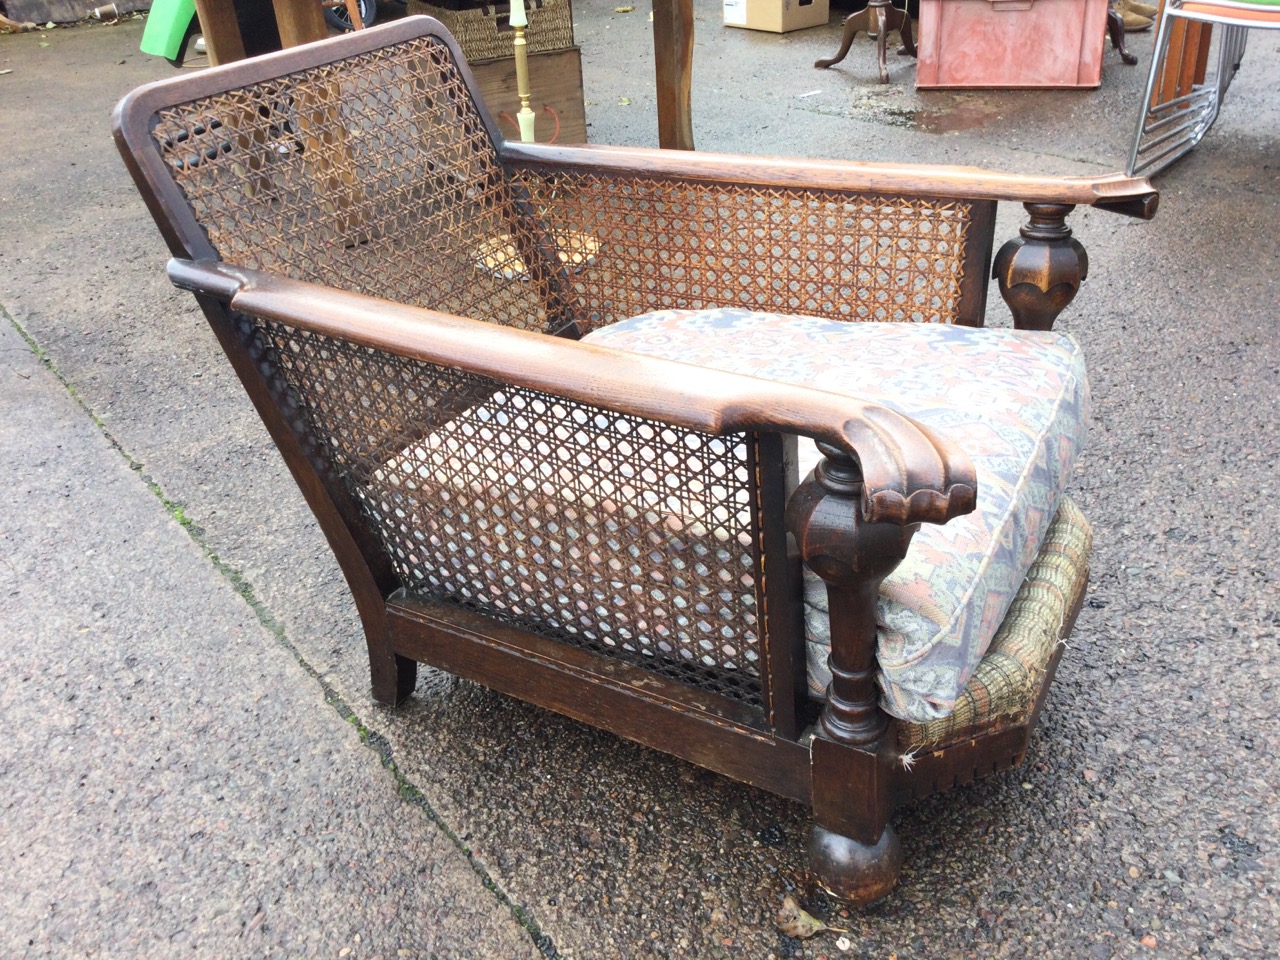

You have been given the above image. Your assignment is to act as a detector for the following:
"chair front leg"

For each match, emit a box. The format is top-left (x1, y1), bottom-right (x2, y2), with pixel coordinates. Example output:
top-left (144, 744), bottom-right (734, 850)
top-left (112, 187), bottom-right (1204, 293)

top-left (787, 443), bottom-right (917, 904)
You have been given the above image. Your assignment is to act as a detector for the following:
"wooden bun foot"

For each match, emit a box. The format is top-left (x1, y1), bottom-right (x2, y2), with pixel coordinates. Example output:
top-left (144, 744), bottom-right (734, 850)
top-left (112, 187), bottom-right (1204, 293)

top-left (809, 822), bottom-right (903, 906)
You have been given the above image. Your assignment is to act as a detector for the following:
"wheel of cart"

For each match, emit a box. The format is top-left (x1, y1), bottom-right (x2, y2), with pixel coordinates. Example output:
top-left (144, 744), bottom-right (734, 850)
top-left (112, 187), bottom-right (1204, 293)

top-left (323, 0), bottom-right (377, 30)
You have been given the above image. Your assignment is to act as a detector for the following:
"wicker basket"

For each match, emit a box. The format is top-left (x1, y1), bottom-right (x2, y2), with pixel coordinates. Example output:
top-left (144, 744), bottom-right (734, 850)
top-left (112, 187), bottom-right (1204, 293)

top-left (406, 0), bottom-right (576, 63)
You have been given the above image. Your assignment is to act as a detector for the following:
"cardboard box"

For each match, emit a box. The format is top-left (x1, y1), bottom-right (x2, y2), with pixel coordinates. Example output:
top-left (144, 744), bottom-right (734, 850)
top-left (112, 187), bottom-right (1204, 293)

top-left (723, 0), bottom-right (830, 33)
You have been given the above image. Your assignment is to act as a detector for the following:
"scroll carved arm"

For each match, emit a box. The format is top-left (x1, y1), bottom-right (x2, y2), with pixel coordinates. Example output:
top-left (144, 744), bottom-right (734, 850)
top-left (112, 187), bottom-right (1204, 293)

top-left (820, 405), bottom-right (976, 527)
top-left (786, 443), bottom-right (921, 750)
top-left (168, 258), bottom-right (979, 528)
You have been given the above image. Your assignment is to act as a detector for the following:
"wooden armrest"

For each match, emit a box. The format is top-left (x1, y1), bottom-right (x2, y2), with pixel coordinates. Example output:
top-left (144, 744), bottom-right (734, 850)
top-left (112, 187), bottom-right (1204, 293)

top-left (169, 258), bottom-right (977, 527)
top-left (501, 142), bottom-right (1159, 220)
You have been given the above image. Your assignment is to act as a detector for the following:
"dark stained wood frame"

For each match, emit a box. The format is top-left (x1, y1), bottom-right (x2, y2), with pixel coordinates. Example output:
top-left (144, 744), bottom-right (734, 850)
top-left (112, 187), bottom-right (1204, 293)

top-left (113, 16), bottom-right (1157, 905)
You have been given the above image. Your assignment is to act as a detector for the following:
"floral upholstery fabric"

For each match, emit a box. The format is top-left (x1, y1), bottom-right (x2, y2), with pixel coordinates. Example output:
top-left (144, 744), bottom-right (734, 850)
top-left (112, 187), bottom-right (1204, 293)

top-left (899, 495), bottom-right (1092, 750)
top-left (584, 308), bottom-right (1089, 723)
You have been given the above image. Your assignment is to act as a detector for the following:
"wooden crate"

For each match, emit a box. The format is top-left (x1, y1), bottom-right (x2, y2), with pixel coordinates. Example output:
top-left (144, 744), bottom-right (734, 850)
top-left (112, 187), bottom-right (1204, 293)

top-left (916, 0), bottom-right (1110, 89)
top-left (469, 47), bottom-right (588, 145)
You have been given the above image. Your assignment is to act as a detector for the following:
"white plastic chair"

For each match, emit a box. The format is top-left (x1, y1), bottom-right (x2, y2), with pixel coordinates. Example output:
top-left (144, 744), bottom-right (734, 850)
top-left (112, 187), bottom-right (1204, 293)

top-left (1127, 0), bottom-right (1280, 176)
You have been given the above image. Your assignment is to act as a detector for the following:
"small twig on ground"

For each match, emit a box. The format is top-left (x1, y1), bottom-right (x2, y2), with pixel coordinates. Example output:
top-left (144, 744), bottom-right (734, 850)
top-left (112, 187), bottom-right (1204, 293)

top-left (1, 12), bottom-right (40, 32)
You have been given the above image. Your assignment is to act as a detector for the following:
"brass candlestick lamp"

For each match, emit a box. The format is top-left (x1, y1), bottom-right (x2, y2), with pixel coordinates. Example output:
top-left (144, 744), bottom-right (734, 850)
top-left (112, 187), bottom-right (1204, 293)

top-left (509, 1), bottom-right (536, 142)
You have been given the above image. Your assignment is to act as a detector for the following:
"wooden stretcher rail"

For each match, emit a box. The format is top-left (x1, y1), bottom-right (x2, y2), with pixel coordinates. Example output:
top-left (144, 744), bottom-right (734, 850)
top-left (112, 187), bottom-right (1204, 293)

top-left (387, 594), bottom-right (815, 803)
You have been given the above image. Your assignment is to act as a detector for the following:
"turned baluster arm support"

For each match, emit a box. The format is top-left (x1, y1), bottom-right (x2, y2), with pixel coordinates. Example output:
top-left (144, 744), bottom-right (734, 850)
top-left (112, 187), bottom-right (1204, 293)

top-left (786, 436), bottom-right (974, 903)
top-left (992, 191), bottom-right (1154, 331)
top-left (783, 411), bottom-right (976, 742)
top-left (786, 425), bottom-right (974, 759)
top-left (994, 202), bottom-right (1091, 331)
top-left (786, 444), bottom-right (920, 750)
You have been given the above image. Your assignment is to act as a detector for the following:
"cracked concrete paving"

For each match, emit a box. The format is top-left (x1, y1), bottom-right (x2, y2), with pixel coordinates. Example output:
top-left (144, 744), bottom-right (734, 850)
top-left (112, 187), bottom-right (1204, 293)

top-left (1, 4), bottom-right (1277, 959)
top-left (0, 314), bottom-right (543, 959)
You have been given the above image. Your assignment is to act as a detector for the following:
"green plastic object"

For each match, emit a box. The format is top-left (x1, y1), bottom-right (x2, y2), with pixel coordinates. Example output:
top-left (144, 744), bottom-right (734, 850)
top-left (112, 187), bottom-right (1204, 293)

top-left (140, 0), bottom-right (197, 61)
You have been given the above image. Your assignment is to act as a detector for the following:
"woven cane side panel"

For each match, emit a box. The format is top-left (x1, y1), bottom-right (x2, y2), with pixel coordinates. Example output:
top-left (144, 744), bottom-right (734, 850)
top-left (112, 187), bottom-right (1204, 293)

top-left (513, 170), bottom-right (975, 332)
top-left (252, 317), bottom-right (765, 706)
top-left (149, 37), bottom-right (562, 332)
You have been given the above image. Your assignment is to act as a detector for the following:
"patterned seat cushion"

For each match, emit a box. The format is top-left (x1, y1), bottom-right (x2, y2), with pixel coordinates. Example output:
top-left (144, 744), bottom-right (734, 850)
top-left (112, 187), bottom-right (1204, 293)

top-left (583, 308), bottom-right (1089, 723)
top-left (900, 495), bottom-right (1091, 749)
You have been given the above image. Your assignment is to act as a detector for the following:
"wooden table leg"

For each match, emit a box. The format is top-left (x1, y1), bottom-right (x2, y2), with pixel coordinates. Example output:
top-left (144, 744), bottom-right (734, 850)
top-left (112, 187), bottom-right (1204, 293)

top-left (344, 0), bottom-right (365, 29)
top-left (815, 1), bottom-right (913, 83)
top-left (652, 0), bottom-right (695, 150)
top-left (193, 0), bottom-right (327, 65)
top-left (192, 0), bottom-right (246, 65)
top-left (1107, 9), bottom-right (1139, 65)
top-left (273, 0), bottom-right (329, 48)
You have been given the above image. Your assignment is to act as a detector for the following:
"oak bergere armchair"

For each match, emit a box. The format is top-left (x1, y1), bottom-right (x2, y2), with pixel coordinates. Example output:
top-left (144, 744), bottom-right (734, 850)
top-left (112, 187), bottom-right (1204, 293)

top-left (114, 17), bottom-right (1157, 904)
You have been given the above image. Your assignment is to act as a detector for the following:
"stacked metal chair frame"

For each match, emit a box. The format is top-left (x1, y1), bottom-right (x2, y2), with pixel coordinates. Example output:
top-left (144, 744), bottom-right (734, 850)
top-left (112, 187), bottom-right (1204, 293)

top-left (114, 16), bottom-right (1158, 904)
top-left (1128, 0), bottom-right (1280, 176)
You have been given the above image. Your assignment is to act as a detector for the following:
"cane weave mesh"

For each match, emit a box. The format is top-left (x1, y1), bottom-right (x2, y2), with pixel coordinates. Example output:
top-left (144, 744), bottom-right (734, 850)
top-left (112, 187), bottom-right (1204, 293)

top-left (899, 496), bottom-right (1092, 751)
top-left (249, 315), bottom-right (766, 706)
top-left (511, 169), bottom-right (976, 332)
top-left (148, 35), bottom-right (571, 334)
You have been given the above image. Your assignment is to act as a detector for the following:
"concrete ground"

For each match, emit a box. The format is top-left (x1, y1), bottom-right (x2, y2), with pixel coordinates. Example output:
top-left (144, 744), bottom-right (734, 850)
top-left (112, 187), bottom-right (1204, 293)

top-left (0, 3), bottom-right (1276, 958)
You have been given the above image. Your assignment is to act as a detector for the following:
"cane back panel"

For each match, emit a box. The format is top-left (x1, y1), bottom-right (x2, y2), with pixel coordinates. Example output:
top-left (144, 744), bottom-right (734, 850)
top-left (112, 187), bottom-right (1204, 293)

top-left (510, 167), bottom-right (986, 332)
top-left (145, 33), bottom-right (571, 334)
top-left (245, 312), bottom-right (768, 707)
